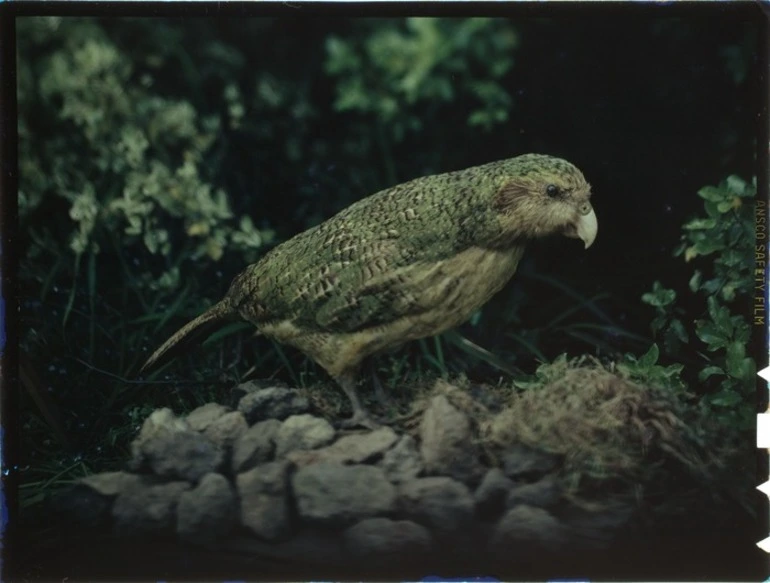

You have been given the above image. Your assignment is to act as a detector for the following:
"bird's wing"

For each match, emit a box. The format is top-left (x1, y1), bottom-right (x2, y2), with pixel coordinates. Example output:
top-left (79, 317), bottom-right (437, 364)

top-left (286, 225), bottom-right (460, 333)
top-left (311, 244), bottom-right (442, 333)
top-left (229, 170), bottom-right (506, 334)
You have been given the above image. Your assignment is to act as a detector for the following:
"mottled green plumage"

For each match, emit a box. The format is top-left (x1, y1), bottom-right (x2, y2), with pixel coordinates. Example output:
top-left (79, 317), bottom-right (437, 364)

top-left (141, 154), bottom-right (597, 427)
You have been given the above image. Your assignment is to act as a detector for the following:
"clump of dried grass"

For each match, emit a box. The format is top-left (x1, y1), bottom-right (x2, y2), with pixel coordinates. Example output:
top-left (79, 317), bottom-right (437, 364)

top-left (478, 356), bottom-right (738, 508)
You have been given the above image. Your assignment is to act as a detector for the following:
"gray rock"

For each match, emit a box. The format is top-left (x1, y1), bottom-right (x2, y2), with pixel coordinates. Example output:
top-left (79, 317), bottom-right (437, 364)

top-left (419, 395), bottom-right (484, 485)
top-left (55, 472), bottom-right (144, 529)
top-left (274, 414), bottom-right (336, 458)
top-left (203, 411), bottom-right (248, 449)
top-left (129, 408), bottom-right (190, 471)
top-left (286, 426), bottom-right (398, 466)
top-left (379, 435), bottom-right (424, 484)
top-left (230, 379), bottom-right (288, 408)
top-left (474, 468), bottom-right (515, 519)
top-left (506, 475), bottom-right (561, 509)
top-left (343, 518), bottom-right (433, 562)
top-left (501, 444), bottom-right (559, 480)
top-left (177, 473), bottom-right (237, 545)
top-left (231, 419), bottom-right (281, 473)
top-left (489, 505), bottom-right (567, 554)
top-left (237, 461), bottom-right (293, 541)
top-left (186, 403), bottom-right (231, 432)
top-left (292, 463), bottom-right (397, 527)
top-left (237, 387), bottom-right (309, 423)
top-left (113, 480), bottom-right (190, 536)
top-left (134, 428), bottom-right (224, 483)
top-left (398, 477), bottom-right (474, 538)
top-left (81, 471), bottom-right (144, 497)
top-left (560, 500), bottom-right (634, 550)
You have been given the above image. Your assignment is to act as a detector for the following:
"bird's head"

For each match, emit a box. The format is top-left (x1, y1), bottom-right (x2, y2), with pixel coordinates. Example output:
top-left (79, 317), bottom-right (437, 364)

top-left (491, 154), bottom-right (598, 249)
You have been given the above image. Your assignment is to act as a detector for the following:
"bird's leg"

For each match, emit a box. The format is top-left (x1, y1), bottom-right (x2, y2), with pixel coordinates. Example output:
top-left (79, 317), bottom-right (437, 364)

top-left (366, 358), bottom-right (393, 411)
top-left (336, 370), bottom-right (380, 430)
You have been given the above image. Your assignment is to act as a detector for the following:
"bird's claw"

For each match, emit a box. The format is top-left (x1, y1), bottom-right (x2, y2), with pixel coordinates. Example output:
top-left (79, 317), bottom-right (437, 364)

top-left (338, 411), bottom-right (382, 430)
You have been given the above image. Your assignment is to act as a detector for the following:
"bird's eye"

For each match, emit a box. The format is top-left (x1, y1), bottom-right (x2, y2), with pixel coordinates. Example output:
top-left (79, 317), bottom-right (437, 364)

top-left (546, 184), bottom-right (560, 198)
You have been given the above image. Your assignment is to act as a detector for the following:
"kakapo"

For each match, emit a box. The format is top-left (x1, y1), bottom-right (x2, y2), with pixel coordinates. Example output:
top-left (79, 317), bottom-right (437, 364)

top-left (141, 154), bottom-right (598, 428)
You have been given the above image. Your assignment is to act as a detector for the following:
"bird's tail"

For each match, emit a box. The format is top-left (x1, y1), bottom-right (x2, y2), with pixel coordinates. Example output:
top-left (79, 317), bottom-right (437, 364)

top-left (139, 300), bottom-right (233, 375)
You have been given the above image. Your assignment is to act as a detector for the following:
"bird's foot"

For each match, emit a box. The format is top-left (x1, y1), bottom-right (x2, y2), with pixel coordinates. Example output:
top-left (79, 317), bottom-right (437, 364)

top-left (338, 410), bottom-right (382, 430)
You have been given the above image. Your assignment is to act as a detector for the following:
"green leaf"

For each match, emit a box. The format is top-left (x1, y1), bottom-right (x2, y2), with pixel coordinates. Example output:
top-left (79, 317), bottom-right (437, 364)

top-left (708, 388), bottom-right (744, 407)
top-left (638, 343), bottom-right (659, 368)
top-left (698, 365), bottom-right (724, 381)
top-left (688, 270), bottom-right (702, 292)
top-left (709, 297), bottom-right (734, 334)
top-left (721, 283), bottom-right (736, 301)
top-left (726, 175), bottom-right (747, 197)
top-left (695, 321), bottom-right (728, 350)
top-left (697, 185), bottom-right (723, 202)
top-left (717, 200), bottom-right (734, 213)
top-left (669, 318), bottom-right (689, 343)
top-left (693, 238), bottom-right (725, 255)
top-left (704, 200), bottom-right (720, 218)
top-left (641, 281), bottom-right (676, 307)
top-left (683, 218), bottom-right (717, 230)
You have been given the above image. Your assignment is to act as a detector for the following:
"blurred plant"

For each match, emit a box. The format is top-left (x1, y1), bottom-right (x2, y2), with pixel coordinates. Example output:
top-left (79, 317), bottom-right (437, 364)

top-left (642, 175), bottom-right (756, 430)
top-left (18, 17), bottom-right (274, 295)
top-left (324, 17), bottom-right (518, 186)
top-left (326, 18), bottom-right (516, 133)
top-left (16, 17), bottom-right (280, 504)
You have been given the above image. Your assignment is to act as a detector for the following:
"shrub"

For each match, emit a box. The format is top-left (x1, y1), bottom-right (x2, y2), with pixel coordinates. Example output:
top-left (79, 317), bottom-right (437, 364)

top-left (642, 175), bottom-right (756, 431)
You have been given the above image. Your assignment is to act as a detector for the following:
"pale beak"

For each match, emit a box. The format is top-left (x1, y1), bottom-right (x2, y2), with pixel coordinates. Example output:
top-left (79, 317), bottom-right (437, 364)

top-left (575, 205), bottom-right (598, 249)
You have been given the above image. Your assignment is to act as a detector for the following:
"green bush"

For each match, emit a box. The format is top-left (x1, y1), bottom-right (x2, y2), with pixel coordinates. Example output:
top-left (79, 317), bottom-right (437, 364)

top-left (642, 175), bottom-right (756, 430)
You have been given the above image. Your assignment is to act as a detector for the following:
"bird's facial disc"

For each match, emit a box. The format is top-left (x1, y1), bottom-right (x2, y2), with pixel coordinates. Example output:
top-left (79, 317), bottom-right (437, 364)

top-left (564, 202), bottom-right (598, 248)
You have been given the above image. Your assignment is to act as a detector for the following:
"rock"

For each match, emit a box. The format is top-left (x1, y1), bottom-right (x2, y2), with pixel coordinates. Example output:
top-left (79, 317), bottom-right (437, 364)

top-left (274, 414), bottom-right (336, 458)
top-left (489, 505), bottom-right (567, 555)
top-left (129, 408), bottom-right (189, 471)
top-left (54, 472), bottom-right (144, 529)
top-left (203, 411), bottom-right (248, 449)
top-left (237, 387), bottom-right (309, 423)
top-left (560, 500), bottom-right (634, 550)
top-left (186, 403), bottom-right (231, 432)
top-left (113, 480), bottom-right (190, 536)
top-left (506, 475), bottom-right (561, 509)
top-left (343, 518), bottom-right (433, 562)
top-left (474, 468), bottom-right (515, 520)
top-left (501, 444), bottom-right (559, 481)
top-left (177, 473), bottom-right (237, 545)
top-left (237, 461), bottom-right (293, 541)
top-left (286, 426), bottom-right (398, 466)
top-left (133, 428), bottom-right (224, 483)
top-left (379, 435), bottom-right (424, 484)
top-left (292, 463), bottom-right (397, 528)
top-left (398, 477), bottom-right (474, 539)
top-left (419, 395), bottom-right (484, 485)
top-left (129, 407), bottom-right (223, 482)
top-left (81, 471), bottom-right (144, 497)
top-left (231, 419), bottom-right (281, 473)
top-left (230, 379), bottom-right (288, 408)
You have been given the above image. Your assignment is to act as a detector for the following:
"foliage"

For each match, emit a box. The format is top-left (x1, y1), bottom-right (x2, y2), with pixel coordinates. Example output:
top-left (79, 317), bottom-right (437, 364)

top-left (324, 17), bottom-right (518, 188)
top-left (18, 17), bottom-right (274, 285)
top-left (326, 18), bottom-right (516, 134)
top-left (642, 175), bottom-right (756, 430)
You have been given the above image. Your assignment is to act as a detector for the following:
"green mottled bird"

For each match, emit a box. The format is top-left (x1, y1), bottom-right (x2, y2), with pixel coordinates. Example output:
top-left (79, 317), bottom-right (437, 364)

top-left (141, 154), bottom-right (597, 428)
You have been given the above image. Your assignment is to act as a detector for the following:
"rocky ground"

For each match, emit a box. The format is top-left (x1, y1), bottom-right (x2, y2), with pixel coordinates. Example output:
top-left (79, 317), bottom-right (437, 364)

top-left (15, 361), bottom-right (765, 581)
